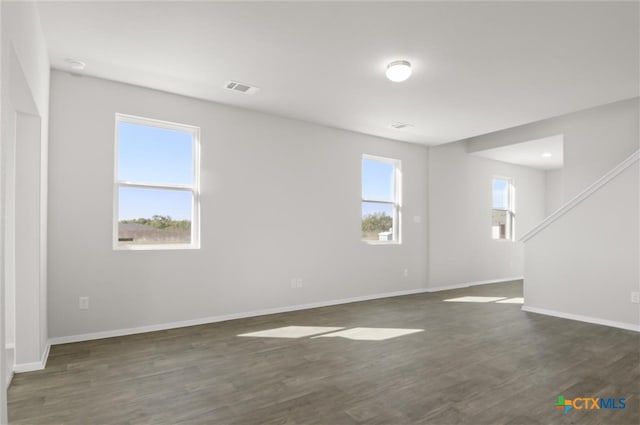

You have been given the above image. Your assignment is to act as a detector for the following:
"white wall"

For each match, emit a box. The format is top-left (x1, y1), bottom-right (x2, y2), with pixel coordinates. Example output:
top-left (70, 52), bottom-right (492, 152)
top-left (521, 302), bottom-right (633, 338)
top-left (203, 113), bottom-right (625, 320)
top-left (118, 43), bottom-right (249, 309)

top-left (0, 0), bottom-right (50, 419)
top-left (47, 71), bottom-right (429, 339)
top-left (14, 112), bottom-right (43, 364)
top-left (524, 161), bottom-right (639, 329)
top-left (463, 96), bottom-right (640, 330)
top-left (427, 141), bottom-right (546, 288)
top-left (466, 98), bottom-right (639, 202)
top-left (0, 1), bottom-right (5, 421)
top-left (544, 169), bottom-right (563, 216)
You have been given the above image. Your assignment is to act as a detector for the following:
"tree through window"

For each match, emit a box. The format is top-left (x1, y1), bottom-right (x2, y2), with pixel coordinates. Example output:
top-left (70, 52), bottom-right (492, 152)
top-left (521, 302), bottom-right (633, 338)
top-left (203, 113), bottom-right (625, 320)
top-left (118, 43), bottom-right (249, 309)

top-left (114, 114), bottom-right (200, 249)
top-left (361, 155), bottom-right (401, 243)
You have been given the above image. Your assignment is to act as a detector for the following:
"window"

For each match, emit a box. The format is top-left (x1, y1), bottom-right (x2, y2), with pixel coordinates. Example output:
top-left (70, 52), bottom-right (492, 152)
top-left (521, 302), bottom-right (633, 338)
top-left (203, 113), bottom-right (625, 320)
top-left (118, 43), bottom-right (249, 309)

top-left (361, 155), bottom-right (401, 243)
top-left (492, 177), bottom-right (514, 241)
top-left (114, 114), bottom-right (200, 249)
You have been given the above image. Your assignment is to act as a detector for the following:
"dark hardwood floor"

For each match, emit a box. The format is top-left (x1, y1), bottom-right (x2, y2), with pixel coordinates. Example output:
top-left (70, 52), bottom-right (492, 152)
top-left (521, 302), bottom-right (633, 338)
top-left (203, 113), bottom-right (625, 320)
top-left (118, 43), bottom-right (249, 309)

top-left (8, 281), bottom-right (640, 424)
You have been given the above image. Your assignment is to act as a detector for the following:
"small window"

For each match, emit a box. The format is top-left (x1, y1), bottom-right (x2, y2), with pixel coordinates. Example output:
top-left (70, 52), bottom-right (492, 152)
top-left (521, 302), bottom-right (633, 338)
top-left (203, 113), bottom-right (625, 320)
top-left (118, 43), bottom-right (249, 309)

top-left (114, 114), bottom-right (200, 249)
top-left (361, 155), bottom-right (401, 243)
top-left (492, 177), bottom-right (515, 241)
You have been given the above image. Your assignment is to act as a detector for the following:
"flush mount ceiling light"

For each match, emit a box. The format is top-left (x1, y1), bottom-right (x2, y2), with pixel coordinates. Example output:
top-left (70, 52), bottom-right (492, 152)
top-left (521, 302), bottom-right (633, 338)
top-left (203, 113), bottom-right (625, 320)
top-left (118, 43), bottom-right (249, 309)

top-left (541, 152), bottom-right (553, 158)
top-left (386, 60), bottom-right (412, 82)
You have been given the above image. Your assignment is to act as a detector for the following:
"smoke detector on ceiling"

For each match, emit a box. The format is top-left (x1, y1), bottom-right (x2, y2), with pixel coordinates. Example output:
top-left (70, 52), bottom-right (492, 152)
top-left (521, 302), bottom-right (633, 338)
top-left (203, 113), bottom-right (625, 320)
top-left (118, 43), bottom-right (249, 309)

top-left (66, 58), bottom-right (86, 74)
top-left (224, 80), bottom-right (260, 95)
top-left (390, 122), bottom-right (414, 130)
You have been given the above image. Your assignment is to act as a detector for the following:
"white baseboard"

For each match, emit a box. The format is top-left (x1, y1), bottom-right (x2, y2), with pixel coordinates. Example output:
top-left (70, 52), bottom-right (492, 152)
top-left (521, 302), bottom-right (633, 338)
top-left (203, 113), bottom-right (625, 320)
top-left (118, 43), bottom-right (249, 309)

top-left (41, 342), bottom-right (51, 368)
top-left (5, 344), bottom-right (15, 387)
top-left (49, 287), bottom-right (433, 345)
top-left (522, 305), bottom-right (640, 332)
top-left (6, 371), bottom-right (13, 389)
top-left (14, 342), bottom-right (50, 373)
top-left (48, 277), bottom-right (525, 346)
top-left (426, 276), bottom-right (524, 293)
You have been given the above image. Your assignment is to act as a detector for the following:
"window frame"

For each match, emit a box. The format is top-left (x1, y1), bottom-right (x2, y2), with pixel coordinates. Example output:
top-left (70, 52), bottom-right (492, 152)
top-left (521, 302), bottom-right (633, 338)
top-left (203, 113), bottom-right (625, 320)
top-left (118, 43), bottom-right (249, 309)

top-left (113, 113), bottom-right (201, 251)
top-left (491, 176), bottom-right (515, 241)
top-left (361, 154), bottom-right (402, 245)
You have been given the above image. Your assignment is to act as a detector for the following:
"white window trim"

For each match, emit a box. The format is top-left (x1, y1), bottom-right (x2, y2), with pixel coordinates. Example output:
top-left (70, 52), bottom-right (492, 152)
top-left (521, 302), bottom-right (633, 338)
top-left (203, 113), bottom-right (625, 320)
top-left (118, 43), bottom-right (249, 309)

top-left (361, 154), bottom-right (402, 245)
top-left (492, 175), bottom-right (515, 242)
top-left (113, 113), bottom-right (201, 251)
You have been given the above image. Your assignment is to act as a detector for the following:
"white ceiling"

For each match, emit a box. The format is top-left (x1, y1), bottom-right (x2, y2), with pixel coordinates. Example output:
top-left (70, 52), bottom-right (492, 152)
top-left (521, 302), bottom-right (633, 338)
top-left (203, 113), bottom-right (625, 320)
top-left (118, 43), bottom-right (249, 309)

top-left (37, 1), bottom-right (639, 146)
top-left (470, 134), bottom-right (563, 170)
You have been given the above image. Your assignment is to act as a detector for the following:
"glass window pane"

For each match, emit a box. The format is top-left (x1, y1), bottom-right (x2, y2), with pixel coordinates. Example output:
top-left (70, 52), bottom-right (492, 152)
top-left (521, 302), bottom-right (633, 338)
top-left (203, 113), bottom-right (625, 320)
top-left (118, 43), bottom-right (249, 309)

top-left (362, 202), bottom-right (394, 241)
top-left (492, 178), bottom-right (509, 209)
top-left (362, 159), bottom-right (394, 201)
top-left (492, 209), bottom-right (506, 239)
top-left (492, 209), bottom-right (513, 240)
top-left (118, 121), bottom-right (193, 185)
top-left (118, 187), bottom-right (192, 245)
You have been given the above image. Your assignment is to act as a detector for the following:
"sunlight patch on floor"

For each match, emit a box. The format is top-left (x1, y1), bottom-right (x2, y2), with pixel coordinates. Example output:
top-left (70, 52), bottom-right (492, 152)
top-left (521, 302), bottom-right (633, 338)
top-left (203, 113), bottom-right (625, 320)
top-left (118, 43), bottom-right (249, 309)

top-left (312, 327), bottom-right (424, 341)
top-left (237, 326), bottom-right (344, 338)
top-left (496, 297), bottom-right (524, 304)
top-left (444, 296), bottom-right (508, 303)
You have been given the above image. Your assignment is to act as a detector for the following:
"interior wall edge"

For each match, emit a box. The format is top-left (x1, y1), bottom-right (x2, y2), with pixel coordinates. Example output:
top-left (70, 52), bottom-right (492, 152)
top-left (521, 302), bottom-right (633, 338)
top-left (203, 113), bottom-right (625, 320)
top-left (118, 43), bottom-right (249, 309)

top-left (12, 341), bottom-right (49, 373)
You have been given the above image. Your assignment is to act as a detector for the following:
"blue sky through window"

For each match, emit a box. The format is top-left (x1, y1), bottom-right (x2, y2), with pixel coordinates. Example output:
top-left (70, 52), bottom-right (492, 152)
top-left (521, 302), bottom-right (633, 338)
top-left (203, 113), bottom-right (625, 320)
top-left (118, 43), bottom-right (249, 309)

top-left (362, 159), bottom-right (395, 216)
top-left (119, 187), bottom-right (192, 221)
top-left (362, 202), bottom-right (393, 218)
top-left (492, 178), bottom-right (509, 209)
top-left (118, 120), bottom-right (194, 220)
top-left (118, 122), bottom-right (193, 185)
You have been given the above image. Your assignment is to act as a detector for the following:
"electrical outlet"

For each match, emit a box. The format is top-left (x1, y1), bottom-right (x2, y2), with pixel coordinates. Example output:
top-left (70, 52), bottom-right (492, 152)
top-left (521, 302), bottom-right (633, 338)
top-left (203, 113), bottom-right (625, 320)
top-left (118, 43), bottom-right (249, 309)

top-left (631, 292), bottom-right (640, 304)
top-left (79, 296), bottom-right (89, 310)
top-left (403, 268), bottom-right (409, 278)
top-left (413, 215), bottom-right (421, 224)
top-left (290, 278), bottom-right (303, 289)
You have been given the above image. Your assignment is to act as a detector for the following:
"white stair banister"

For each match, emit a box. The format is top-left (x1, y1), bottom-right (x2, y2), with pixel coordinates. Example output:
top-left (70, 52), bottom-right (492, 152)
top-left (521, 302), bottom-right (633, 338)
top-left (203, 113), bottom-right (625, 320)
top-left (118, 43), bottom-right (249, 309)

top-left (520, 149), bottom-right (639, 242)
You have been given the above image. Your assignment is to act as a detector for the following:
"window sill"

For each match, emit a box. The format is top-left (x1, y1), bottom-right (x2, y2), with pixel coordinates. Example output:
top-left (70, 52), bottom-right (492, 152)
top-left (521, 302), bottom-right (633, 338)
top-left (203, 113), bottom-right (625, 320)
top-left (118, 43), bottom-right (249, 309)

top-left (114, 244), bottom-right (200, 251)
top-left (362, 240), bottom-right (402, 246)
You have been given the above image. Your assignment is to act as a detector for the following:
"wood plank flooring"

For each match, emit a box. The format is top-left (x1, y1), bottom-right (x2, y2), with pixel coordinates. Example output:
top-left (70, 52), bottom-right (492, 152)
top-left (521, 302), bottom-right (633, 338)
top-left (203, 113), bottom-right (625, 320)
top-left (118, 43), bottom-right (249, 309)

top-left (8, 281), bottom-right (640, 424)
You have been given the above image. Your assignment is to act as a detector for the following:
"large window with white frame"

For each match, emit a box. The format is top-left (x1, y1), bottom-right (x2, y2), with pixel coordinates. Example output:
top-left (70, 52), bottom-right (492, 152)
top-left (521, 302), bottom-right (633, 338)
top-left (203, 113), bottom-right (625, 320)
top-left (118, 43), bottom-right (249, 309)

top-left (492, 177), bottom-right (515, 241)
top-left (114, 114), bottom-right (200, 249)
top-left (361, 154), bottom-right (401, 243)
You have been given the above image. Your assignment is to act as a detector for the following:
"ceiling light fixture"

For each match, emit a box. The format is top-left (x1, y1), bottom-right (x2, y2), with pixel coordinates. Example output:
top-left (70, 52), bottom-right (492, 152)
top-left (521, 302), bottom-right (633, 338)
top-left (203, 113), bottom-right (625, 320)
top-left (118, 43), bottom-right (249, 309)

top-left (386, 60), bottom-right (412, 82)
top-left (541, 152), bottom-right (552, 158)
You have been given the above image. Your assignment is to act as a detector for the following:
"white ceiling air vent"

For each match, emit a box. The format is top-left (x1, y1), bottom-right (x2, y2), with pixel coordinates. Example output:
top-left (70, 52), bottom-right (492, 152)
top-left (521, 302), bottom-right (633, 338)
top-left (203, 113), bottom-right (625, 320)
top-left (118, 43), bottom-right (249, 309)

top-left (390, 122), bottom-right (414, 130)
top-left (224, 80), bottom-right (260, 95)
